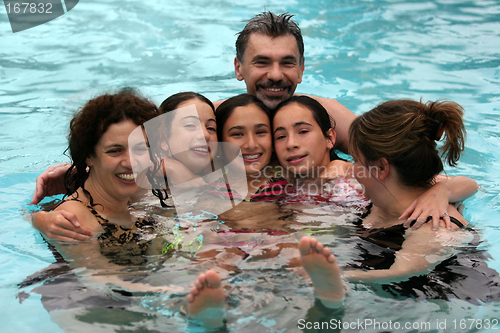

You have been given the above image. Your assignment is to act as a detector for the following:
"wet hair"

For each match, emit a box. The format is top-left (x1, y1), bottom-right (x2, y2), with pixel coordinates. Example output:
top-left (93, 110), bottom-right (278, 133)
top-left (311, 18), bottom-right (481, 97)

top-left (156, 92), bottom-right (215, 140)
top-left (159, 91), bottom-right (214, 114)
top-left (64, 88), bottom-right (158, 205)
top-left (215, 93), bottom-right (271, 142)
top-left (349, 99), bottom-right (466, 188)
top-left (236, 12), bottom-right (304, 65)
top-left (273, 95), bottom-right (339, 161)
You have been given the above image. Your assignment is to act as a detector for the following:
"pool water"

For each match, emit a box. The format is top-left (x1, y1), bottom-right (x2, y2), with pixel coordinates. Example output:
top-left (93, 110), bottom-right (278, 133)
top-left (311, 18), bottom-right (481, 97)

top-left (1, 0), bottom-right (500, 332)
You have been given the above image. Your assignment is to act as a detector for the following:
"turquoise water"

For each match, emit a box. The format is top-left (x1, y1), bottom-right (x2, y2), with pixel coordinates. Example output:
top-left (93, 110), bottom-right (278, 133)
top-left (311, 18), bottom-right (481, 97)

top-left (1, 0), bottom-right (500, 332)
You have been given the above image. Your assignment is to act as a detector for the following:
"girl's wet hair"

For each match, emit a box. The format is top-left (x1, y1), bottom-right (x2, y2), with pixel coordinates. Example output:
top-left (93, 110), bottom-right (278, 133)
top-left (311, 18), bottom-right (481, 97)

top-left (349, 99), bottom-right (466, 188)
top-left (215, 93), bottom-right (271, 142)
top-left (159, 92), bottom-right (214, 114)
top-left (273, 95), bottom-right (339, 161)
top-left (64, 88), bottom-right (158, 204)
top-left (153, 92), bottom-right (215, 148)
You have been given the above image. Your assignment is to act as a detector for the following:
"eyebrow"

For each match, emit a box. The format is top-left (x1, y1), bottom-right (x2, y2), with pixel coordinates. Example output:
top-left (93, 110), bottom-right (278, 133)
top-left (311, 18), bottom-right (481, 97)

top-left (228, 123), bottom-right (269, 132)
top-left (228, 125), bottom-right (244, 132)
top-left (281, 55), bottom-right (298, 63)
top-left (273, 121), bottom-right (312, 134)
top-left (180, 115), bottom-right (199, 121)
top-left (180, 116), bottom-right (216, 124)
top-left (103, 144), bottom-right (125, 150)
top-left (252, 55), bottom-right (298, 63)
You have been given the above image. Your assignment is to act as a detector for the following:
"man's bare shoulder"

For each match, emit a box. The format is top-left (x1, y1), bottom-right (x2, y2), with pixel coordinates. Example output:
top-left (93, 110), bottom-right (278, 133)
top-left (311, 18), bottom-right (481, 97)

top-left (295, 93), bottom-right (357, 153)
top-left (296, 94), bottom-right (353, 114)
top-left (213, 100), bottom-right (225, 110)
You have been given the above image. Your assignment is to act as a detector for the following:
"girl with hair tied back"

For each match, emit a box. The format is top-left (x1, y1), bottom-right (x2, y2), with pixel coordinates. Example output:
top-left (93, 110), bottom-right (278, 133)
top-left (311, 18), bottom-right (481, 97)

top-left (297, 99), bottom-right (491, 309)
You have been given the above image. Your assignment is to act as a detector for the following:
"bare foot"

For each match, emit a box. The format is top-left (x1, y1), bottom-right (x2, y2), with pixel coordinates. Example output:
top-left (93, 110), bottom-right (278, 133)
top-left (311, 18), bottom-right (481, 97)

top-left (186, 270), bottom-right (225, 328)
top-left (298, 236), bottom-right (345, 308)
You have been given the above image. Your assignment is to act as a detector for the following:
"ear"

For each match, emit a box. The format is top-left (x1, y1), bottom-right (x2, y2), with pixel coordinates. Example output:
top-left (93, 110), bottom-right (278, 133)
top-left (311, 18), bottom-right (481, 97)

top-left (86, 156), bottom-right (93, 167)
top-left (377, 158), bottom-right (390, 181)
top-left (326, 128), bottom-right (336, 150)
top-left (297, 61), bottom-right (305, 84)
top-left (234, 57), bottom-right (244, 81)
top-left (160, 142), bottom-right (171, 155)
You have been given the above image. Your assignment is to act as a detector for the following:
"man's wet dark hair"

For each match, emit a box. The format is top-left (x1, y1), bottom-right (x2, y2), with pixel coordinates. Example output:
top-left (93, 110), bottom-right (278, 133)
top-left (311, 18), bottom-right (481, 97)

top-left (236, 12), bottom-right (304, 65)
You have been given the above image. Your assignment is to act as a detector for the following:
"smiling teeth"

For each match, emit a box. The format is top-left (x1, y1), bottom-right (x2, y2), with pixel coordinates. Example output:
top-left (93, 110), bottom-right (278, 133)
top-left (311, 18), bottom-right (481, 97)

top-left (244, 154), bottom-right (261, 160)
top-left (192, 147), bottom-right (209, 152)
top-left (266, 88), bottom-right (284, 92)
top-left (117, 173), bottom-right (135, 181)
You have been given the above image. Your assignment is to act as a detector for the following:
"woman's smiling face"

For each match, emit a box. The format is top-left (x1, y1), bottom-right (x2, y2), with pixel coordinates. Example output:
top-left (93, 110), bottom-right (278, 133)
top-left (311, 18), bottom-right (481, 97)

top-left (273, 102), bottom-right (333, 176)
top-left (86, 119), bottom-right (139, 202)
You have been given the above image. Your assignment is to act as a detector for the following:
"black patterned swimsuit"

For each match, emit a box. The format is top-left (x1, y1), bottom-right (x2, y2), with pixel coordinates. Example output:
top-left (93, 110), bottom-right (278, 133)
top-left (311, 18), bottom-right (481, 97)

top-left (346, 204), bottom-right (500, 304)
top-left (56, 197), bottom-right (160, 266)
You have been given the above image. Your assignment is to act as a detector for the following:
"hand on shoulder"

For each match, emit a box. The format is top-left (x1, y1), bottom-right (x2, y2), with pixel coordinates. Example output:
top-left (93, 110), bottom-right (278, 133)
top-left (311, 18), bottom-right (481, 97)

top-left (30, 163), bottom-right (71, 205)
top-left (33, 208), bottom-right (93, 242)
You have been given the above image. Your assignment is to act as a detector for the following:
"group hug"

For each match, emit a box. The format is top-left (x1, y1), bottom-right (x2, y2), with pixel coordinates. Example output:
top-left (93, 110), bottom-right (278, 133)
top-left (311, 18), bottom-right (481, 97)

top-left (26, 12), bottom-right (499, 330)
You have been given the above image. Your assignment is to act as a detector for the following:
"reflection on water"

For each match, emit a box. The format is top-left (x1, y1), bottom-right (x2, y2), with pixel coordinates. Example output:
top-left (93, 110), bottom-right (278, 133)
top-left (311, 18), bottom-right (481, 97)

top-left (16, 177), bottom-right (500, 332)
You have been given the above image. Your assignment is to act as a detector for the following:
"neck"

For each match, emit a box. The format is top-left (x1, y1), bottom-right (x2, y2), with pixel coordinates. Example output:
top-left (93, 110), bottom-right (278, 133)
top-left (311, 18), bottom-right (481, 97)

top-left (290, 165), bottom-right (327, 180)
top-left (246, 171), bottom-right (269, 192)
top-left (83, 177), bottom-right (130, 216)
top-left (375, 182), bottom-right (428, 218)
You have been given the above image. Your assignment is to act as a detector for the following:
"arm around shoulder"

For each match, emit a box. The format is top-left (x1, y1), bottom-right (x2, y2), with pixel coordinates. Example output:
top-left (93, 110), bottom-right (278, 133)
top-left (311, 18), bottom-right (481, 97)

top-left (434, 175), bottom-right (479, 203)
top-left (32, 202), bottom-right (95, 242)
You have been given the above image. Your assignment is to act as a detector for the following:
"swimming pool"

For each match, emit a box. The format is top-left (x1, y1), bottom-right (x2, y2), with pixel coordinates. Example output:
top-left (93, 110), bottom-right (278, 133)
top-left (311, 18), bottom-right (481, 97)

top-left (1, 0), bottom-right (500, 332)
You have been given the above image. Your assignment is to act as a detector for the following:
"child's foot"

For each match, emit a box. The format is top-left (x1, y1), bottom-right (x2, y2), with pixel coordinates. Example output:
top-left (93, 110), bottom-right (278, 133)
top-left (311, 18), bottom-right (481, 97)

top-left (186, 270), bottom-right (225, 328)
top-left (298, 236), bottom-right (345, 308)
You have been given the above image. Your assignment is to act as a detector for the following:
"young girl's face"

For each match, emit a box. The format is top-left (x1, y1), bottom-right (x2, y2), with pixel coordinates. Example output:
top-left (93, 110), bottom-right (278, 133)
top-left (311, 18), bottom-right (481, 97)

top-left (166, 98), bottom-right (218, 175)
top-left (273, 102), bottom-right (334, 176)
top-left (222, 103), bottom-right (273, 175)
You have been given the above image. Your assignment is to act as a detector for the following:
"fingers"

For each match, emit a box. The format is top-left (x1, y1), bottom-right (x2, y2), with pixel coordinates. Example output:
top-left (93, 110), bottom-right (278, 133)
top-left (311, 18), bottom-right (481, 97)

top-left (30, 176), bottom-right (46, 205)
top-left (408, 216), bottom-right (428, 230)
top-left (47, 163), bottom-right (71, 175)
top-left (31, 163), bottom-right (71, 205)
top-left (59, 210), bottom-right (81, 228)
top-left (46, 211), bottom-right (93, 242)
top-left (403, 210), bottom-right (454, 231)
top-left (430, 214), bottom-right (441, 231)
top-left (402, 201), bottom-right (424, 228)
top-left (46, 227), bottom-right (93, 242)
top-left (442, 214), bottom-right (452, 229)
top-left (47, 232), bottom-right (91, 243)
